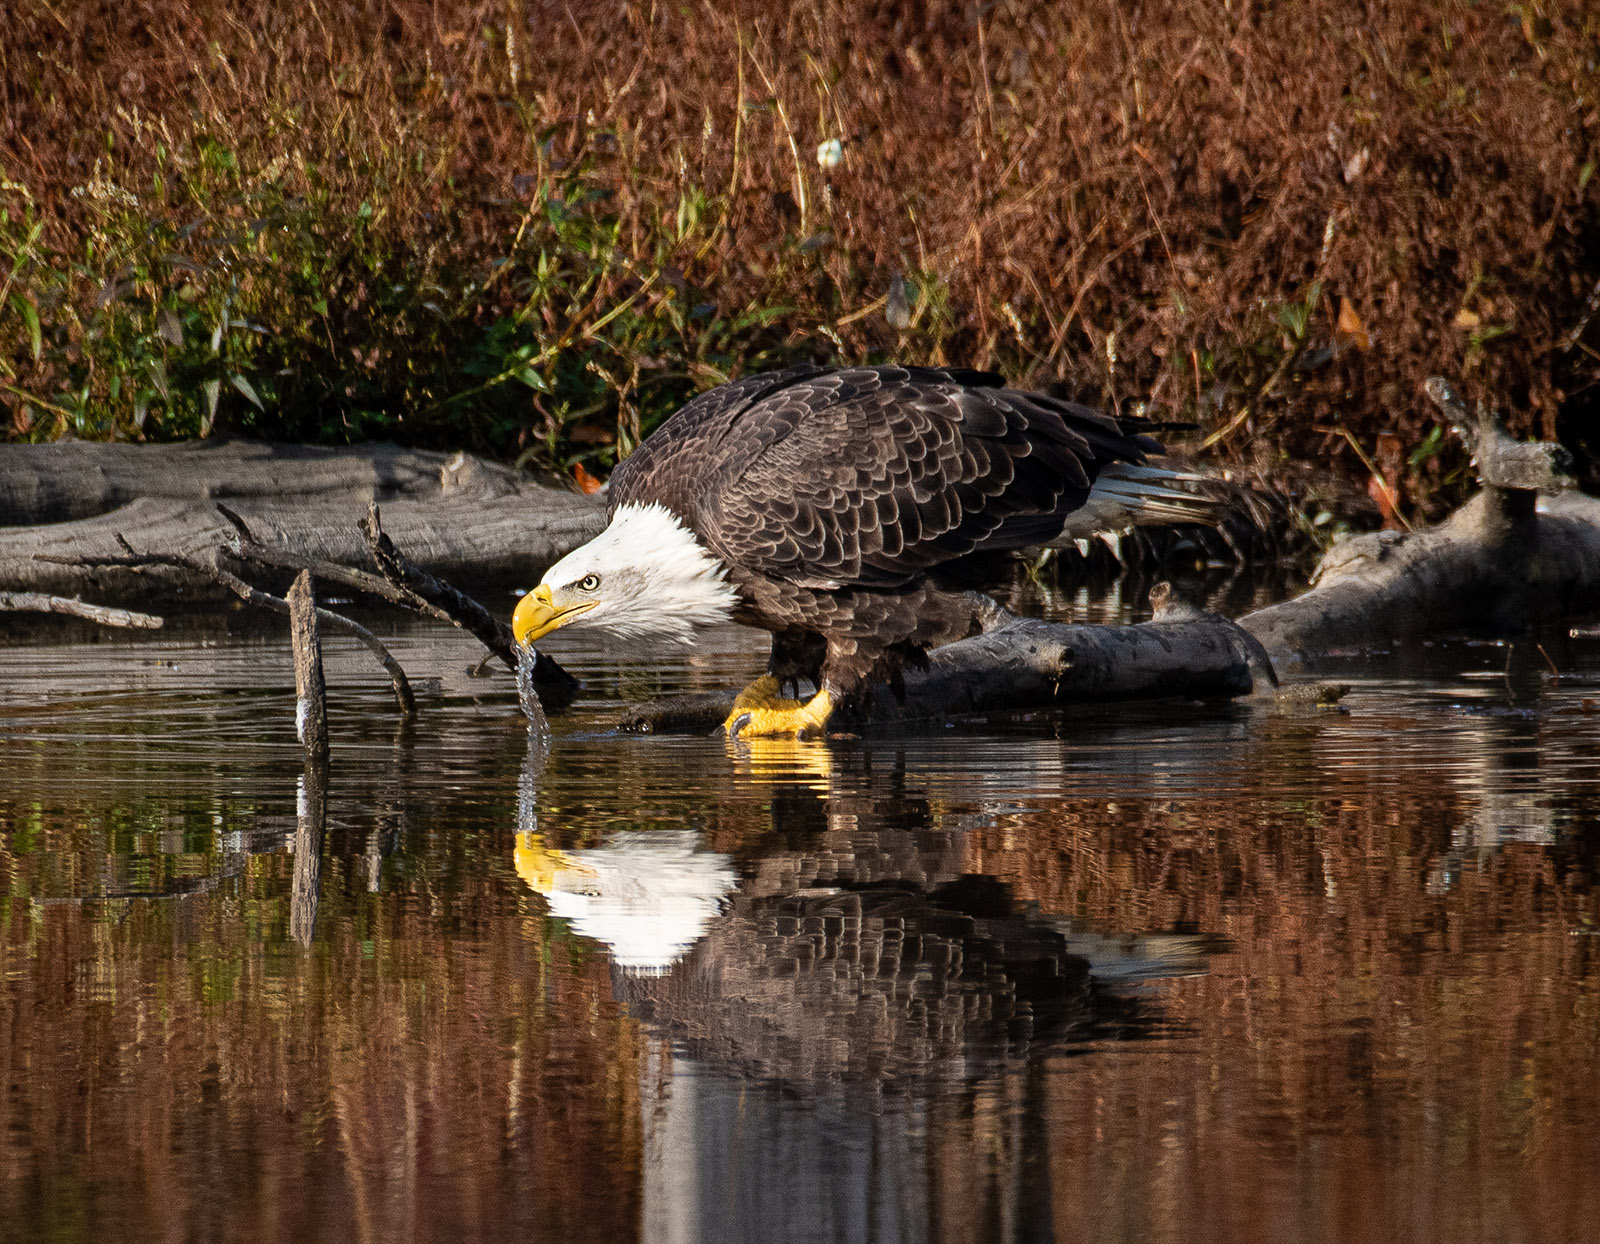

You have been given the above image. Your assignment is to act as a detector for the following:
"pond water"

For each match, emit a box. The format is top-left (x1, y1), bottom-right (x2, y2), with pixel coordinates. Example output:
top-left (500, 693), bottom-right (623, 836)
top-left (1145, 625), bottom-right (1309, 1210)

top-left (3, 599), bottom-right (1600, 1244)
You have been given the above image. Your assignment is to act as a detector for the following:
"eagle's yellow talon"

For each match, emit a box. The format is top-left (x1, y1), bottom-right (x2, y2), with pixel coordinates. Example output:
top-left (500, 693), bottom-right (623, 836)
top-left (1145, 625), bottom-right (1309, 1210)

top-left (722, 689), bottom-right (835, 738)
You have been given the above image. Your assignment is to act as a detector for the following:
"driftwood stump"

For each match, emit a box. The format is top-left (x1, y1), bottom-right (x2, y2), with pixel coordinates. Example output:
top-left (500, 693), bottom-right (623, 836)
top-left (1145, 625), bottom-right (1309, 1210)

top-left (287, 570), bottom-right (329, 947)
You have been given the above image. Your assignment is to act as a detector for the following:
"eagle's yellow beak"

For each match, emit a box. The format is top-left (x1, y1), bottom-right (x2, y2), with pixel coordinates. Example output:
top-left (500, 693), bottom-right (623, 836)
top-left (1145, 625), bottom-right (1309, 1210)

top-left (512, 583), bottom-right (597, 645)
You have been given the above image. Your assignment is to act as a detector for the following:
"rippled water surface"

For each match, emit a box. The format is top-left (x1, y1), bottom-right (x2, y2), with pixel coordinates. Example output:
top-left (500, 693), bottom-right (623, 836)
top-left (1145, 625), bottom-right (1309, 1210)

top-left (4, 608), bottom-right (1600, 1244)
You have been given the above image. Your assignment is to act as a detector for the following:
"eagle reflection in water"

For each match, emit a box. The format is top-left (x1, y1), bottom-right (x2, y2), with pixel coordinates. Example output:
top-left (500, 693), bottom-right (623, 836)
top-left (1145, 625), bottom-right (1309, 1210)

top-left (510, 737), bottom-right (1215, 1242)
top-left (514, 741), bottom-right (1199, 1086)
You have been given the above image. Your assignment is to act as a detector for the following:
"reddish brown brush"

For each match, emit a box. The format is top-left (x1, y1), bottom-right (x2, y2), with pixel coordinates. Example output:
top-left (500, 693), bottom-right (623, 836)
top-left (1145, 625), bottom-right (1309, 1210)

top-left (3, 0), bottom-right (1596, 512)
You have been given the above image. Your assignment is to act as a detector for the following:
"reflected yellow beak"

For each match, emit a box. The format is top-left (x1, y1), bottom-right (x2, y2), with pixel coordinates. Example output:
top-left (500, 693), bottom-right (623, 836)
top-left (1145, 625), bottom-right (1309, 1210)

top-left (514, 832), bottom-right (600, 896)
top-left (512, 583), bottom-right (597, 645)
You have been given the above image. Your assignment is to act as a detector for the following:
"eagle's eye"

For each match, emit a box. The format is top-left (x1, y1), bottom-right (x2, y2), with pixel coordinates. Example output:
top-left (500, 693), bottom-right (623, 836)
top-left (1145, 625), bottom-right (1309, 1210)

top-left (576, 574), bottom-right (601, 593)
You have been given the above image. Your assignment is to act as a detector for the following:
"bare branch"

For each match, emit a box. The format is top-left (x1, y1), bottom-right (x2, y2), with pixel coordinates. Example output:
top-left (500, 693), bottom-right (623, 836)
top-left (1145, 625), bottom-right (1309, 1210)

top-left (43, 545), bottom-right (415, 716)
top-left (360, 502), bottom-right (578, 703)
top-left (201, 557), bottom-right (417, 717)
top-left (222, 534), bottom-right (445, 619)
top-left (287, 572), bottom-right (331, 763)
top-left (0, 592), bottom-right (165, 629)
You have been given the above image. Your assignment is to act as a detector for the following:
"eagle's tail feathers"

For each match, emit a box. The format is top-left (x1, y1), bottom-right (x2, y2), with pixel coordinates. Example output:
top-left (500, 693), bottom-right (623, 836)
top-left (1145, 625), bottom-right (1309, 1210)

top-left (1048, 462), bottom-right (1225, 541)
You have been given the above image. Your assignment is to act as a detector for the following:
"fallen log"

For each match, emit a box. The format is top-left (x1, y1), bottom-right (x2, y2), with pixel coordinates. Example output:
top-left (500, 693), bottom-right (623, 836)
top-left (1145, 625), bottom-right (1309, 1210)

top-left (0, 436), bottom-right (580, 523)
top-left (1237, 380), bottom-right (1600, 671)
top-left (1238, 488), bottom-right (1600, 670)
top-left (0, 438), bottom-right (605, 601)
top-left (617, 613), bottom-right (1264, 734)
top-left (1, 436), bottom-right (1263, 600)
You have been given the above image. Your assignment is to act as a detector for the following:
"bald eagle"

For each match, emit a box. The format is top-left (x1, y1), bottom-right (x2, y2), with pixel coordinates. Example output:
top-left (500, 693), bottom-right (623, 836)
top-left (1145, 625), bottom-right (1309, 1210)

top-left (513, 365), bottom-right (1212, 737)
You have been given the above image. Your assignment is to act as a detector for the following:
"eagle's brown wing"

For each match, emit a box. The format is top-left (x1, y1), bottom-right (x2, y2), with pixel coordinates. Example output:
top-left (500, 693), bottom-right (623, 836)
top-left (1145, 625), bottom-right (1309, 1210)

top-left (610, 364), bottom-right (1157, 589)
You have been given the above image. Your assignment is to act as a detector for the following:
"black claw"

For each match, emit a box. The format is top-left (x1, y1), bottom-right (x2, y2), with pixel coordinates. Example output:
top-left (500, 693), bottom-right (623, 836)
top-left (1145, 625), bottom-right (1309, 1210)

top-left (728, 712), bottom-right (753, 739)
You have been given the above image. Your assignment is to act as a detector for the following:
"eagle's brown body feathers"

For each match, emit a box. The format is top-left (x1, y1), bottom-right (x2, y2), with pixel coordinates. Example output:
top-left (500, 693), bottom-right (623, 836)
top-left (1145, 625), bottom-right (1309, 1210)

top-left (608, 365), bottom-right (1166, 700)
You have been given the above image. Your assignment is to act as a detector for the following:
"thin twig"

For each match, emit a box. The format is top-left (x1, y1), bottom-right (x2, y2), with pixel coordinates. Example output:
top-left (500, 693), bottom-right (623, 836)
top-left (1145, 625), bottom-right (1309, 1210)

top-left (744, 44), bottom-right (807, 233)
top-left (0, 591), bottom-right (164, 629)
top-left (1331, 427), bottom-right (1413, 532)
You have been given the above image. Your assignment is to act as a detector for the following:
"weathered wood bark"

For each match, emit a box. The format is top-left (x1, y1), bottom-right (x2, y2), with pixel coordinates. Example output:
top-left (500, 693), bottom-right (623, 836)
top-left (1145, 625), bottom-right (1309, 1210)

top-left (1239, 489), bottom-right (1600, 670)
top-left (0, 438), bottom-right (605, 600)
top-left (288, 572), bottom-right (330, 937)
top-left (0, 591), bottom-right (163, 628)
top-left (288, 572), bottom-right (331, 763)
top-left (1, 437), bottom-right (583, 523)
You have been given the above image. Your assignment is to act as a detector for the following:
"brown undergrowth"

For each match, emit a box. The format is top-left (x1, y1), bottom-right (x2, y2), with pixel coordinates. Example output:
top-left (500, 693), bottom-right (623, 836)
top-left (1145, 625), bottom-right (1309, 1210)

top-left (3, 1), bottom-right (1597, 515)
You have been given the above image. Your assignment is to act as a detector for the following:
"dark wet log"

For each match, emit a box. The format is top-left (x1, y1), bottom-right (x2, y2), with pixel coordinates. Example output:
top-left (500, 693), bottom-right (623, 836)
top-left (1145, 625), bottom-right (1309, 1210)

top-left (0, 439), bottom-right (605, 600)
top-left (288, 572), bottom-right (330, 763)
top-left (0, 591), bottom-right (163, 629)
top-left (618, 614), bottom-right (1261, 734)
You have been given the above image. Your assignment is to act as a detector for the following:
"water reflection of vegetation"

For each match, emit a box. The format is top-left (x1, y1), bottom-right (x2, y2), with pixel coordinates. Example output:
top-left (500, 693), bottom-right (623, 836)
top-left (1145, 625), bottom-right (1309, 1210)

top-left (4, 649), bottom-right (1600, 1242)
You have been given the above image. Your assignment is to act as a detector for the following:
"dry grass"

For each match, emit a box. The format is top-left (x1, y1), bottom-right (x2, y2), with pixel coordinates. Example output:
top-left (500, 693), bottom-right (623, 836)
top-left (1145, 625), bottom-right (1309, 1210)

top-left (3, 0), bottom-right (1597, 509)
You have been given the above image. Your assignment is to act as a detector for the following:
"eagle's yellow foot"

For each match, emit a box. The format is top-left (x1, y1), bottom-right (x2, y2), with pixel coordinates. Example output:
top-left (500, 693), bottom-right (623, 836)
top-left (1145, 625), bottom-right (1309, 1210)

top-left (729, 674), bottom-right (800, 714)
top-left (723, 688), bottom-right (835, 739)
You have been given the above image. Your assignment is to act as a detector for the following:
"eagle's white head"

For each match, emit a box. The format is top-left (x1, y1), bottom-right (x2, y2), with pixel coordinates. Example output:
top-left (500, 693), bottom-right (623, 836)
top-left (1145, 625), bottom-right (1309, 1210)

top-left (513, 502), bottom-right (741, 646)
